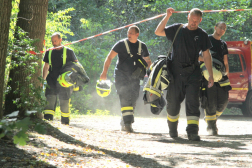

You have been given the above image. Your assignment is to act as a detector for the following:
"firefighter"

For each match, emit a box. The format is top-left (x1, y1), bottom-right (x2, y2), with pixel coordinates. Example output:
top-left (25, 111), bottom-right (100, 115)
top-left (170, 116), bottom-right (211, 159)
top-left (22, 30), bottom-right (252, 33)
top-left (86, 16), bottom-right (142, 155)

top-left (199, 22), bottom-right (231, 135)
top-left (155, 8), bottom-right (214, 141)
top-left (100, 25), bottom-right (152, 133)
top-left (42, 32), bottom-right (78, 125)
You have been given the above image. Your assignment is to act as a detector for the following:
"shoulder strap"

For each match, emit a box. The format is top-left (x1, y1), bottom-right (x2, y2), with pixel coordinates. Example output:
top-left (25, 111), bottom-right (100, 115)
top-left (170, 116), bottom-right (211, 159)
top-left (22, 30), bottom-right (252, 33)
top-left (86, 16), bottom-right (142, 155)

top-left (167, 24), bottom-right (183, 58)
top-left (48, 47), bottom-right (67, 68)
top-left (49, 50), bottom-right (52, 67)
top-left (124, 39), bottom-right (142, 57)
top-left (63, 47), bottom-right (67, 66)
top-left (124, 39), bottom-right (133, 57)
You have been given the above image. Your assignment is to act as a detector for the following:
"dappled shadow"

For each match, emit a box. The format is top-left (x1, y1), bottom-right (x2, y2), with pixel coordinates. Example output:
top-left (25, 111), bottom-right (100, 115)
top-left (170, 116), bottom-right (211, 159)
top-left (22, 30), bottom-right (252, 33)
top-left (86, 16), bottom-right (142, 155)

top-left (36, 121), bottom-right (172, 168)
top-left (141, 134), bottom-right (249, 151)
top-left (0, 139), bottom-right (56, 168)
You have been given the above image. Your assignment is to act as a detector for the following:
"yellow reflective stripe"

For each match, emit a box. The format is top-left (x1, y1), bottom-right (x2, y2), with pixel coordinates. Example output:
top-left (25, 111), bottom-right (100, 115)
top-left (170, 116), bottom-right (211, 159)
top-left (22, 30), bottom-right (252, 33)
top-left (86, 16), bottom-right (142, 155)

top-left (216, 111), bottom-right (223, 116)
top-left (61, 112), bottom-right (70, 117)
top-left (151, 104), bottom-right (157, 107)
top-left (138, 59), bottom-right (146, 68)
top-left (143, 88), bottom-right (161, 98)
top-left (153, 68), bottom-right (162, 88)
top-left (167, 114), bottom-right (179, 122)
top-left (122, 112), bottom-right (134, 116)
top-left (205, 115), bottom-right (217, 121)
top-left (202, 88), bottom-right (205, 90)
top-left (187, 120), bottom-right (199, 125)
top-left (121, 106), bottom-right (133, 111)
top-left (200, 63), bottom-right (205, 68)
top-left (232, 88), bottom-right (248, 90)
top-left (220, 82), bottom-right (230, 87)
top-left (167, 117), bottom-right (179, 122)
top-left (49, 50), bottom-right (52, 67)
top-left (43, 110), bottom-right (55, 115)
top-left (63, 47), bottom-right (67, 66)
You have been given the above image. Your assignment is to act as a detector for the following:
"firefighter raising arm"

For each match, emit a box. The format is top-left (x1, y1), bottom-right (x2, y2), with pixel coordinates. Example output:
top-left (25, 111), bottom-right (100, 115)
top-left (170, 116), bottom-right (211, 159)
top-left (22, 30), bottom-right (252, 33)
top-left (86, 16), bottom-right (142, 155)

top-left (100, 50), bottom-right (118, 80)
top-left (155, 8), bottom-right (175, 36)
top-left (202, 49), bottom-right (214, 88)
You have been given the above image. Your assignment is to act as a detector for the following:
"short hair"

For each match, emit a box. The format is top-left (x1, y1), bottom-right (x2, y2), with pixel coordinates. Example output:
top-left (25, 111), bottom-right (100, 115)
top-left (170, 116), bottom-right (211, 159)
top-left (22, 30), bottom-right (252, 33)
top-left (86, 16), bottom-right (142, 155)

top-left (189, 8), bottom-right (203, 17)
top-left (51, 32), bottom-right (61, 39)
top-left (215, 21), bottom-right (226, 27)
top-left (129, 25), bottom-right (140, 34)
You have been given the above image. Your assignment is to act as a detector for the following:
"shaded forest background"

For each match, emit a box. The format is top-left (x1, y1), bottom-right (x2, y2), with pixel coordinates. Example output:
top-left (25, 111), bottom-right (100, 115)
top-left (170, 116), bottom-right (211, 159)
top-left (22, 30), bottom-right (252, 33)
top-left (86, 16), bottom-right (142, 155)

top-left (2, 0), bottom-right (252, 117)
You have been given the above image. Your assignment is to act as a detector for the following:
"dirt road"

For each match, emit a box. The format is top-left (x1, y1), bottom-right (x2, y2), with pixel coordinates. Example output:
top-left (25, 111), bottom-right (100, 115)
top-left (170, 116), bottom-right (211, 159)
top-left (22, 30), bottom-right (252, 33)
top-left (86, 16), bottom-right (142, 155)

top-left (1, 114), bottom-right (252, 168)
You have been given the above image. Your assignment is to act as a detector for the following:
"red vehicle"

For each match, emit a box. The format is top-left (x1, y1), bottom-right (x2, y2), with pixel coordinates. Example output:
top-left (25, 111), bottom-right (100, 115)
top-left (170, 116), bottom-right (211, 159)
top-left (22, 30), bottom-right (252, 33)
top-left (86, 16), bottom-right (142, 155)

top-left (226, 41), bottom-right (252, 116)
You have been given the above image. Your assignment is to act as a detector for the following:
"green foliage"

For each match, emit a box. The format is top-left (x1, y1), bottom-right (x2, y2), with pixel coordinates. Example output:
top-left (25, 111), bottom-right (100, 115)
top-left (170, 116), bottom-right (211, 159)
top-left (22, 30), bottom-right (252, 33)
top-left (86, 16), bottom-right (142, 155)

top-left (0, 117), bottom-right (47, 146)
top-left (6, 27), bottom-right (46, 112)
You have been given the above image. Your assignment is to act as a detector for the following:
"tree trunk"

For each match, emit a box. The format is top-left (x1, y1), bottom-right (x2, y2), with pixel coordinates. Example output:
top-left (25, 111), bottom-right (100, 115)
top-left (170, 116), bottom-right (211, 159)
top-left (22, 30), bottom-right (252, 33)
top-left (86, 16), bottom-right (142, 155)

top-left (5, 0), bottom-right (48, 117)
top-left (0, 0), bottom-right (12, 120)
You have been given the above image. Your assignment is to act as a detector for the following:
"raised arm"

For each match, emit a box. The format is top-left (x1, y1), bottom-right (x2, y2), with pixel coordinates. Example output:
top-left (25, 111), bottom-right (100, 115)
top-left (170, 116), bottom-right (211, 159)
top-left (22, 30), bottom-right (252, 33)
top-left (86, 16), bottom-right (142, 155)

top-left (155, 8), bottom-right (174, 37)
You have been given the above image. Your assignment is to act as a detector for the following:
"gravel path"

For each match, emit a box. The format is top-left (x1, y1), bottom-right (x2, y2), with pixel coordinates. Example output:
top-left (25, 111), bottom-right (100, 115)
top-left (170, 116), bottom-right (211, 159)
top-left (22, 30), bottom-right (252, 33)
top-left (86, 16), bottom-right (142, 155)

top-left (1, 114), bottom-right (252, 168)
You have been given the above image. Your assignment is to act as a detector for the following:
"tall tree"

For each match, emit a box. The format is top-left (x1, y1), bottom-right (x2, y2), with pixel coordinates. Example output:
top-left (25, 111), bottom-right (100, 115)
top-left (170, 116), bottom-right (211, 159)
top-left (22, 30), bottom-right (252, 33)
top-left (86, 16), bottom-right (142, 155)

top-left (0, 0), bottom-right (12, 119)
top-left (5, 0), bottom-right (49, 117)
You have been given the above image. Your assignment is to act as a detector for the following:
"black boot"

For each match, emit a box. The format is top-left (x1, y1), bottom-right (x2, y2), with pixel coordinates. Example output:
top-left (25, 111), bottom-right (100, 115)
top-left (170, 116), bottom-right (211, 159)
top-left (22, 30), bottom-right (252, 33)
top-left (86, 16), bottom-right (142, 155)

top-left (44, 114), bottom-right (53, 121)
top-left (61, 116), bottom-right (69, 125)
top-left (207, 120), bottom-right (218, 135)
top-left (124, 123), bottom-right (134, 133)
top-left (186, 124), bottom-right (200, 141)
top-left (167, 120), bottom-right (178, 138)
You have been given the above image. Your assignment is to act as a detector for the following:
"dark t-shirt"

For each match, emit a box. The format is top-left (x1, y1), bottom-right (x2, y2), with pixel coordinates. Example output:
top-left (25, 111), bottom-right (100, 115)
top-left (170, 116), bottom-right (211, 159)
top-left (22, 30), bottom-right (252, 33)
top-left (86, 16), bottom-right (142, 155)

top-left (165, 23), bottom-right (212, 66)
top-left (112, 39), bottom-right (149, 73)
top-left (43, 47), bottom-right (77, 81)
top-left (208, 35), bottom-right (228, 64)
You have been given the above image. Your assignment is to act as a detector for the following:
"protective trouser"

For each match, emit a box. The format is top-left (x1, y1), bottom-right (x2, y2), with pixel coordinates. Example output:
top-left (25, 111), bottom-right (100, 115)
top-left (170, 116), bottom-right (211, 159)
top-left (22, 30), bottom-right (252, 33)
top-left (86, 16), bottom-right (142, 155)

top-left (43, 77), bottom-right (72, 124)
top-left (204, 80), bottom-right (229, 121)
top-left (166, 62), bottom-right (201, 135)
top-left (115, 70), bottom-right (140, 125)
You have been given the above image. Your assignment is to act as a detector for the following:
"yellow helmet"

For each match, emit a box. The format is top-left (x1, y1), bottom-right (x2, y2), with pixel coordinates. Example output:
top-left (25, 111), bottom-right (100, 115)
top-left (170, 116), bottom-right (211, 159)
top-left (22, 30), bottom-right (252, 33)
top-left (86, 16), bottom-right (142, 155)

top-left (96, 80), bottom-right (112, 97)
top-left (58, 71), bottom-right (74, 87)
top-left (201, 63), bottom-right (222, 82)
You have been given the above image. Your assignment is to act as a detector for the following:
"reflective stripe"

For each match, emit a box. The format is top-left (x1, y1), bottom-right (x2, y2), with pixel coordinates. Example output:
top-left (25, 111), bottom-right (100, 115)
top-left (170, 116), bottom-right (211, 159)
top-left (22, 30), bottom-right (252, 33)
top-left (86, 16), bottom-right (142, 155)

top-left (48, 47), bottom-right (67, 69)
top-left (63, 47), bottom-right (66, 65)
top-left (232, 88), bottom-right (248, 90)
top-left (151, 104), bottom-right (157, 107)
top-left (187, 120), bottom-right (199, 125)
top-left (48, 50), bottom-right (52, 67)
top-left (61, 112), bottom-right (70, 117)
top-left (143, 87), bottom-right (161, 98)
top-left (43, 110), bottom-right (55, 115)
top-left (219, 82), bottom-right (230, 87)
top-left (121, 106), bottom-right (134, 111)
top-left (187, 116), bottom-right (199, 120)
top-left (153, 68), bottom-right (163, 88)
top-left (138, 59), bottom-right (146, 68)
top-left (167, 114), bottom-right (179, 122)
top-left (216, 111), bottom-right (223, 117)
top-left (205, 115), bottom-right (217, 121)
top-left (122, 112), bottom-right (134, 116)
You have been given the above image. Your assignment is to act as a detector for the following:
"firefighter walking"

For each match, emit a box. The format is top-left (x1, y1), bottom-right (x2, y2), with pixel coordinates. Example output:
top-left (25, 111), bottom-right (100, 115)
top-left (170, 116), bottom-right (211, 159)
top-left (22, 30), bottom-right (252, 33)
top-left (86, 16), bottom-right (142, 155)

top-left (155, 8), bottom-right (214, 141)
top-left (100, 25), bottom-right (152, 133)
top-left (199, 22), bottom-right (231, 135)
top-left (42, 32), bottom-right (78, 125)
